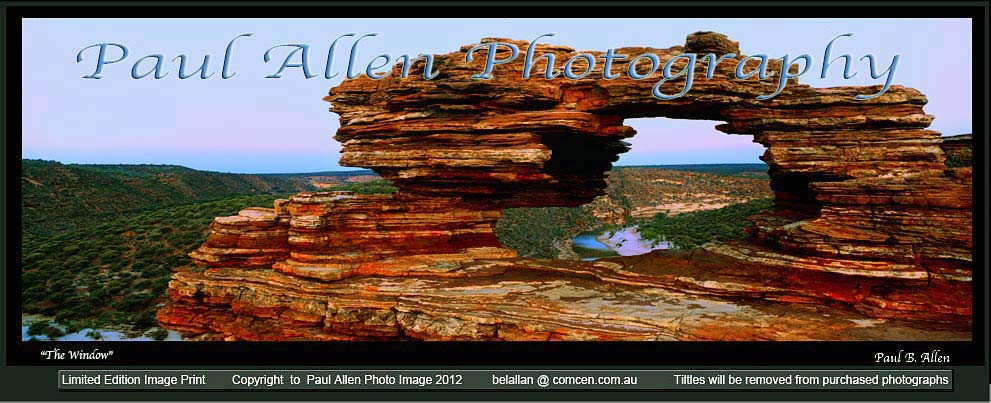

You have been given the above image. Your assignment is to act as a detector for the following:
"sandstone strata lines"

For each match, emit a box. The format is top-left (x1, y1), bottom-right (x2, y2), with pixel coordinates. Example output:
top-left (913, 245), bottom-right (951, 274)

top-left (159, 32), bottom-right (972, 341)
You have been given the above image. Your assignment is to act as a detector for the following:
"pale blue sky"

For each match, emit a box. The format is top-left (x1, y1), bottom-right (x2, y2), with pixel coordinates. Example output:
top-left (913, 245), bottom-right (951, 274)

top-left (22, 18), bottom-right (972, 173)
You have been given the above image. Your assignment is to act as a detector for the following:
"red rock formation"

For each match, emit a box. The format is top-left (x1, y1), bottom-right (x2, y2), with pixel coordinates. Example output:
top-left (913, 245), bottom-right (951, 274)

top-left (273, 191), bottom-right (513, 281)
top-left (159, 32), bottom-right (972, 340)
top-left (188, 206), bottom-right (289, 268)
top-left (158, 255), bottom-right (969, 341)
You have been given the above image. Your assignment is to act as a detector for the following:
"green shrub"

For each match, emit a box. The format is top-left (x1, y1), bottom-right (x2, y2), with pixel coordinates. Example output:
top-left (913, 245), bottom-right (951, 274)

top-left (26, 321), bottom-right (52, 336)
top-left (150, 328), bottom-right (169, 341)
top-left (27, 322), bottom-right (65, 339)
top-left (131, 312), bottom-right (158, 329)
top-left (114, 293), bottom-right (154, 312)
top-left (44, 326), bottom-right (65, 339)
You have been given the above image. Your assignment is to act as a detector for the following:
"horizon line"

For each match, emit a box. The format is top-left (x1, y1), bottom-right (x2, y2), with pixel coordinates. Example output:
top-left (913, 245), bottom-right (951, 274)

top-left (21, 159), bottom-right (767, 176)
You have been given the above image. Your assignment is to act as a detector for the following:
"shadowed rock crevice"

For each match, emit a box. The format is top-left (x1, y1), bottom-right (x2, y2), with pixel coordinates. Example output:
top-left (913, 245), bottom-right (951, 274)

top-left (158, 32), bottom-right (972, 341)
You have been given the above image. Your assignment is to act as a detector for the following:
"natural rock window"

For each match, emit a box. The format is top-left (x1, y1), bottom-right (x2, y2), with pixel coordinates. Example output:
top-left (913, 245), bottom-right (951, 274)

top-left (158, 32), bottom-right (972, 341)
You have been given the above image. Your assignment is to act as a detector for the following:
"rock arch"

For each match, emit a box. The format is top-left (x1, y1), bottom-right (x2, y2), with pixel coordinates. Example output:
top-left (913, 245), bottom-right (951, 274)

top-left (159, 33), bottom-right (972, 340)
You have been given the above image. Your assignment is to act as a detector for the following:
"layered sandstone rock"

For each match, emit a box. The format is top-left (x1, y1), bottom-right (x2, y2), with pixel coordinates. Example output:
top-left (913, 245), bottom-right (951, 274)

top-left (191, 192), bottom-right (515, 282)
top-left (159, 32), bottom-right (972, 340)
top-left (188, 207), bottom-right (289, 268)
top-left (158, 251), bottom-right (969, 341)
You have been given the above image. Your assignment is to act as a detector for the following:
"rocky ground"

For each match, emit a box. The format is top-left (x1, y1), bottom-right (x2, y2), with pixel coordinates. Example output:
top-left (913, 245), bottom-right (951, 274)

top-left (159, 248), bottom-right (968, 341)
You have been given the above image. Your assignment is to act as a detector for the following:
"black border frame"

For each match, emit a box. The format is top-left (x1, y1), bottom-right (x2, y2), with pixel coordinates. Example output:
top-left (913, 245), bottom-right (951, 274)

top-left (2, 1), bottom-right (988, 400)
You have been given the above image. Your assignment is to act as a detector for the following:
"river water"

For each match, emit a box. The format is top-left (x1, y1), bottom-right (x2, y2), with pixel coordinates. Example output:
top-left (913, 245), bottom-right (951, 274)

top-left (572, 225), bottom-right (672, 261)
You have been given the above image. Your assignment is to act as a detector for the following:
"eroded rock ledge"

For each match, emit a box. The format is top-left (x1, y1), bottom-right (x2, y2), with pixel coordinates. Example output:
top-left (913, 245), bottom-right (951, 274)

top-left (158, 32), bottom-right (972, 341)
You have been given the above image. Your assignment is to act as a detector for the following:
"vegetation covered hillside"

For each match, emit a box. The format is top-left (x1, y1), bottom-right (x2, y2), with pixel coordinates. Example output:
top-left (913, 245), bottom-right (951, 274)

top-left (20, 160), bottom-right (373, 235)
top-left (21, 194), bottom-right (282, 339)
top-left (496, 207), bottom-right (602, 259)
top-left (637, 198), bottom-right (773, 249)
top-left (21, 180), bottom-right (396, 338)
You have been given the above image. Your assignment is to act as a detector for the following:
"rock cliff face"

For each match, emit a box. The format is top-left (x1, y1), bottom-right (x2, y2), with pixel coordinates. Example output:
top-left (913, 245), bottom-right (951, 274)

top-left (158, 32), bottom-right (972, 340)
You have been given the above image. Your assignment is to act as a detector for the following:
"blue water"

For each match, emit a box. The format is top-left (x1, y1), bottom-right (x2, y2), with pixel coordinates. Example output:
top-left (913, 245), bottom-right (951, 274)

top-left (573, 226), bottom-right (673, 261)
top-left (21, 317), bottom-right (183, 341)
top-left (573, 235), bottom-right (612, 251)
